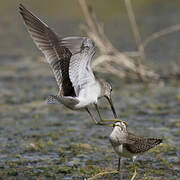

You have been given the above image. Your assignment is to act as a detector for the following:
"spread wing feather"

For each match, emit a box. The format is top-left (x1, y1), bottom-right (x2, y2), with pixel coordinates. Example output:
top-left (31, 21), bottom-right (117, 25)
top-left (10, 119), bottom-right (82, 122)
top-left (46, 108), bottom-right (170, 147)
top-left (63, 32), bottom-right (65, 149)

top-left (69, 44), bottom-right (96, 96)
top-left (19, 4), bottom-right (87, 97)
top-left (61, 36), bottom-right (87, 55)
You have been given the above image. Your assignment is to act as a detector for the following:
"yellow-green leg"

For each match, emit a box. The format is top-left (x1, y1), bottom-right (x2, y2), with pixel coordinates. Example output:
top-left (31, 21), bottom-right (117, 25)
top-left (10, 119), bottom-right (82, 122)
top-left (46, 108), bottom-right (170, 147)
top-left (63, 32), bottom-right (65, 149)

top-left (130, 162), bottom-right (137, 180)
top-left (86, 108), bottom-right (112, 126)
top-left (94, 104), bottom-right (126, 124)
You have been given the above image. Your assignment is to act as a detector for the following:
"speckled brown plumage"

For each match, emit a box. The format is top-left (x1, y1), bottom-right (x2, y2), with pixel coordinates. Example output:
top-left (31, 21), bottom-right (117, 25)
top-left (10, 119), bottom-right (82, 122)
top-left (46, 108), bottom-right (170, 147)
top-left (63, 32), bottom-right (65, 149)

top-left (124, 133), bottom-right (162, 154)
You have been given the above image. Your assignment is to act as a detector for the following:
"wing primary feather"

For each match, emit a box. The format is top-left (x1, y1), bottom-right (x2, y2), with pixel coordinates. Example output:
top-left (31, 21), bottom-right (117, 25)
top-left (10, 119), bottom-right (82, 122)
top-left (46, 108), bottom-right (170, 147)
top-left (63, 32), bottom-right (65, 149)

top-left (19, 4), bottom-right (76, 96)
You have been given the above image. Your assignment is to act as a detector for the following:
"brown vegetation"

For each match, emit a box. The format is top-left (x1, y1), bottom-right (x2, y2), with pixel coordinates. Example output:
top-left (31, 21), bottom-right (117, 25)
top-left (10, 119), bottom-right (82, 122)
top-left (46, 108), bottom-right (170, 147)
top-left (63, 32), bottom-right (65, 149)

top-left (78, 0), bottom-right (180, 82)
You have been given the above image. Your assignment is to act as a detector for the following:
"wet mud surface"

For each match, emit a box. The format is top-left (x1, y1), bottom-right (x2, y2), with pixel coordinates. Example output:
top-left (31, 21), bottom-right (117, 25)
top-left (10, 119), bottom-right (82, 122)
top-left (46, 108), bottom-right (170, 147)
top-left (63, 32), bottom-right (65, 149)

top-left (0, 56), bottom-right (180, 179)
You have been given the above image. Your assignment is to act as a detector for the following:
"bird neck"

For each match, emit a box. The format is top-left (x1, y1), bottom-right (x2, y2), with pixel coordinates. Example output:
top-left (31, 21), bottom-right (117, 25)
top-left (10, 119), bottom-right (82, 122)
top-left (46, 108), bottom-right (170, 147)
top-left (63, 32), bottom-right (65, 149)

top-left (109, 126), bottom-right (127, 146)
top-left (115, 126), bottom-right (127, 133)
top-left (98, 80), bottom-right (106, 97)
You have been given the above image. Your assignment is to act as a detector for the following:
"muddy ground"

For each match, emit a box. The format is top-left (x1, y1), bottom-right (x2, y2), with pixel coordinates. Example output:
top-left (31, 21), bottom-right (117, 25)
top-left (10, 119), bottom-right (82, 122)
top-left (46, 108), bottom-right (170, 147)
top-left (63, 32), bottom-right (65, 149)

top-left (0, 55), bottom-right (179, 179)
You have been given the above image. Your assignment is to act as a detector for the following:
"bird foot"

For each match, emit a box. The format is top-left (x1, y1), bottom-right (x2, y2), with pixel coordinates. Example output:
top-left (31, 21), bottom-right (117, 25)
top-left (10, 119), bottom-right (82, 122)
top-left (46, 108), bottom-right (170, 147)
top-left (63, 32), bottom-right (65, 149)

top-left (130, 165), bottom-right (137, 180)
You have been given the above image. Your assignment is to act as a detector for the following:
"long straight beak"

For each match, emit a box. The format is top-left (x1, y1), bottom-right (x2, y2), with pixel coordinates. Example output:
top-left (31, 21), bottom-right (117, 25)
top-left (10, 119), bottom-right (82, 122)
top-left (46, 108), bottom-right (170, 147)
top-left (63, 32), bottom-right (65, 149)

top-left (106, 96), bottom-right (118, 119)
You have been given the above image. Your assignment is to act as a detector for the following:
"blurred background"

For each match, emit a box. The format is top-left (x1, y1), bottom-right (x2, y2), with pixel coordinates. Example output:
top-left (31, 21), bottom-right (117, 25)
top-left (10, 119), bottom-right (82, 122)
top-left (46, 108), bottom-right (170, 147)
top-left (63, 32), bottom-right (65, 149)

top-left (0, 0), bottom-right (180, 179)
top-left (1, 0), bottom-right (180, 67)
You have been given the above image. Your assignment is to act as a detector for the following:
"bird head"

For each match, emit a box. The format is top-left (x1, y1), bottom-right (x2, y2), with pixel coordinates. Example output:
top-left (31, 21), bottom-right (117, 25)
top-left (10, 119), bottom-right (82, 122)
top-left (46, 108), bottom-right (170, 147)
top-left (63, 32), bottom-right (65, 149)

top-left (81, 38), bottom-right (95, 55)
top-left (113, 121), bottom-right (128, 132)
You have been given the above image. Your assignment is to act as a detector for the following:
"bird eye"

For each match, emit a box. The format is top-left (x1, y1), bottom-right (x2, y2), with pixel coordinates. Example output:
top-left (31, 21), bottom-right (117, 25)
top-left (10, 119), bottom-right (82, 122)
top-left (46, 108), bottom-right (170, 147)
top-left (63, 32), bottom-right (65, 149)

top-left (84, 45), bottom-right (89, 50)
top-left (81, 44), bottom-right (90, 50)
top-left (121, 122), bottom-right (127, 127)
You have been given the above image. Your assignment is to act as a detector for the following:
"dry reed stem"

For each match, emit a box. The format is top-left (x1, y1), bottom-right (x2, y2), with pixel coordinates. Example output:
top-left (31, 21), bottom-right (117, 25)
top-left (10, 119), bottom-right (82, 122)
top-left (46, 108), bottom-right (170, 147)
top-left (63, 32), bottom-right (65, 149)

top-left (142, 24), bottom-right (180, 48)
top-left (124, 0), bottom-right (145, 61)
top-left (78, 0), bottom-right (180, 81)
top-left (88, 170), bottom-right (119, 180)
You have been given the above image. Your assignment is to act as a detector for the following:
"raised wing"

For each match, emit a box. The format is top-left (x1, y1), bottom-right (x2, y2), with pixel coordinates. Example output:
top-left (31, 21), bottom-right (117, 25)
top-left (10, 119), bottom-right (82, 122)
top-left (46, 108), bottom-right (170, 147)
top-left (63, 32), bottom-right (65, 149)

top-left (19, 4), bottom-right (78, 96)
top-left (61, 36), bottom-right (87, 55)
top-left (69, 38), bottom-right (96, 96)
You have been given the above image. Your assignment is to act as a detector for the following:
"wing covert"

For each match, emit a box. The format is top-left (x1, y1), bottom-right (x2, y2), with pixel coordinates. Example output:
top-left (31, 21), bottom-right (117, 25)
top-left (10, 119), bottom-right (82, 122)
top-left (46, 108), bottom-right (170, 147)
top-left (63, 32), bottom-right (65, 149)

top-left (125, 136), bottom-right (162, 154)
top-left (68, 38), bottom-right (96, 96)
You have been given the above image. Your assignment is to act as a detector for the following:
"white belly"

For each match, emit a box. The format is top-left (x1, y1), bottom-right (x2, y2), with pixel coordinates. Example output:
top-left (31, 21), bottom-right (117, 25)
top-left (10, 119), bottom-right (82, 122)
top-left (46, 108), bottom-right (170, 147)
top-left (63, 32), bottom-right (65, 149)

top-left (75, 82), bottom-right (101, 108)
top-left (114, 145), bottom-right (134, 158)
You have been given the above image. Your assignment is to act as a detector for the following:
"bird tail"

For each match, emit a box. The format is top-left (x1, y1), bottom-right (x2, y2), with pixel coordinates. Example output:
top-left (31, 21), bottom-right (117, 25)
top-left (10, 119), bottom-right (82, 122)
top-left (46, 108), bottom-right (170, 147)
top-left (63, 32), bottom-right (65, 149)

top-left (148, 138), bottom-right (163, 147)
top-left (46, 95), bottom-right (61, 105)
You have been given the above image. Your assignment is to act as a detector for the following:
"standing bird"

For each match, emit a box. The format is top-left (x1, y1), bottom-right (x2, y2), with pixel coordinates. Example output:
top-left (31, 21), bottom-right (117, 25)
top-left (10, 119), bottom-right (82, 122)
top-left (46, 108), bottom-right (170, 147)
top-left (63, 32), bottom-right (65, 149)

top-left (19, 4), bottom-right (122, 125)
top-left (109, 121), bottom-right (162, 180)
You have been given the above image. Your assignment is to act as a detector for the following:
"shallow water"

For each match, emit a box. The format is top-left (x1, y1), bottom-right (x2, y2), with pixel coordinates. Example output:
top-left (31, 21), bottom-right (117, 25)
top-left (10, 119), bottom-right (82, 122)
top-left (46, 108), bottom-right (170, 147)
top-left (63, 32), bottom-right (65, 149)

top-left (0, 1), bottom-right (180, 179)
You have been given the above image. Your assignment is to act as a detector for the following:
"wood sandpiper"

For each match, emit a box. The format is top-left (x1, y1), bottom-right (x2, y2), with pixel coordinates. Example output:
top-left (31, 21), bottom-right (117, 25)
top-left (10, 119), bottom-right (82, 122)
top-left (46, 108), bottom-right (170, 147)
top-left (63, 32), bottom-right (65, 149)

top-left (109, 121), bottom-right (162, 180)
top-left (19, 4), bottom-right (125, 125)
